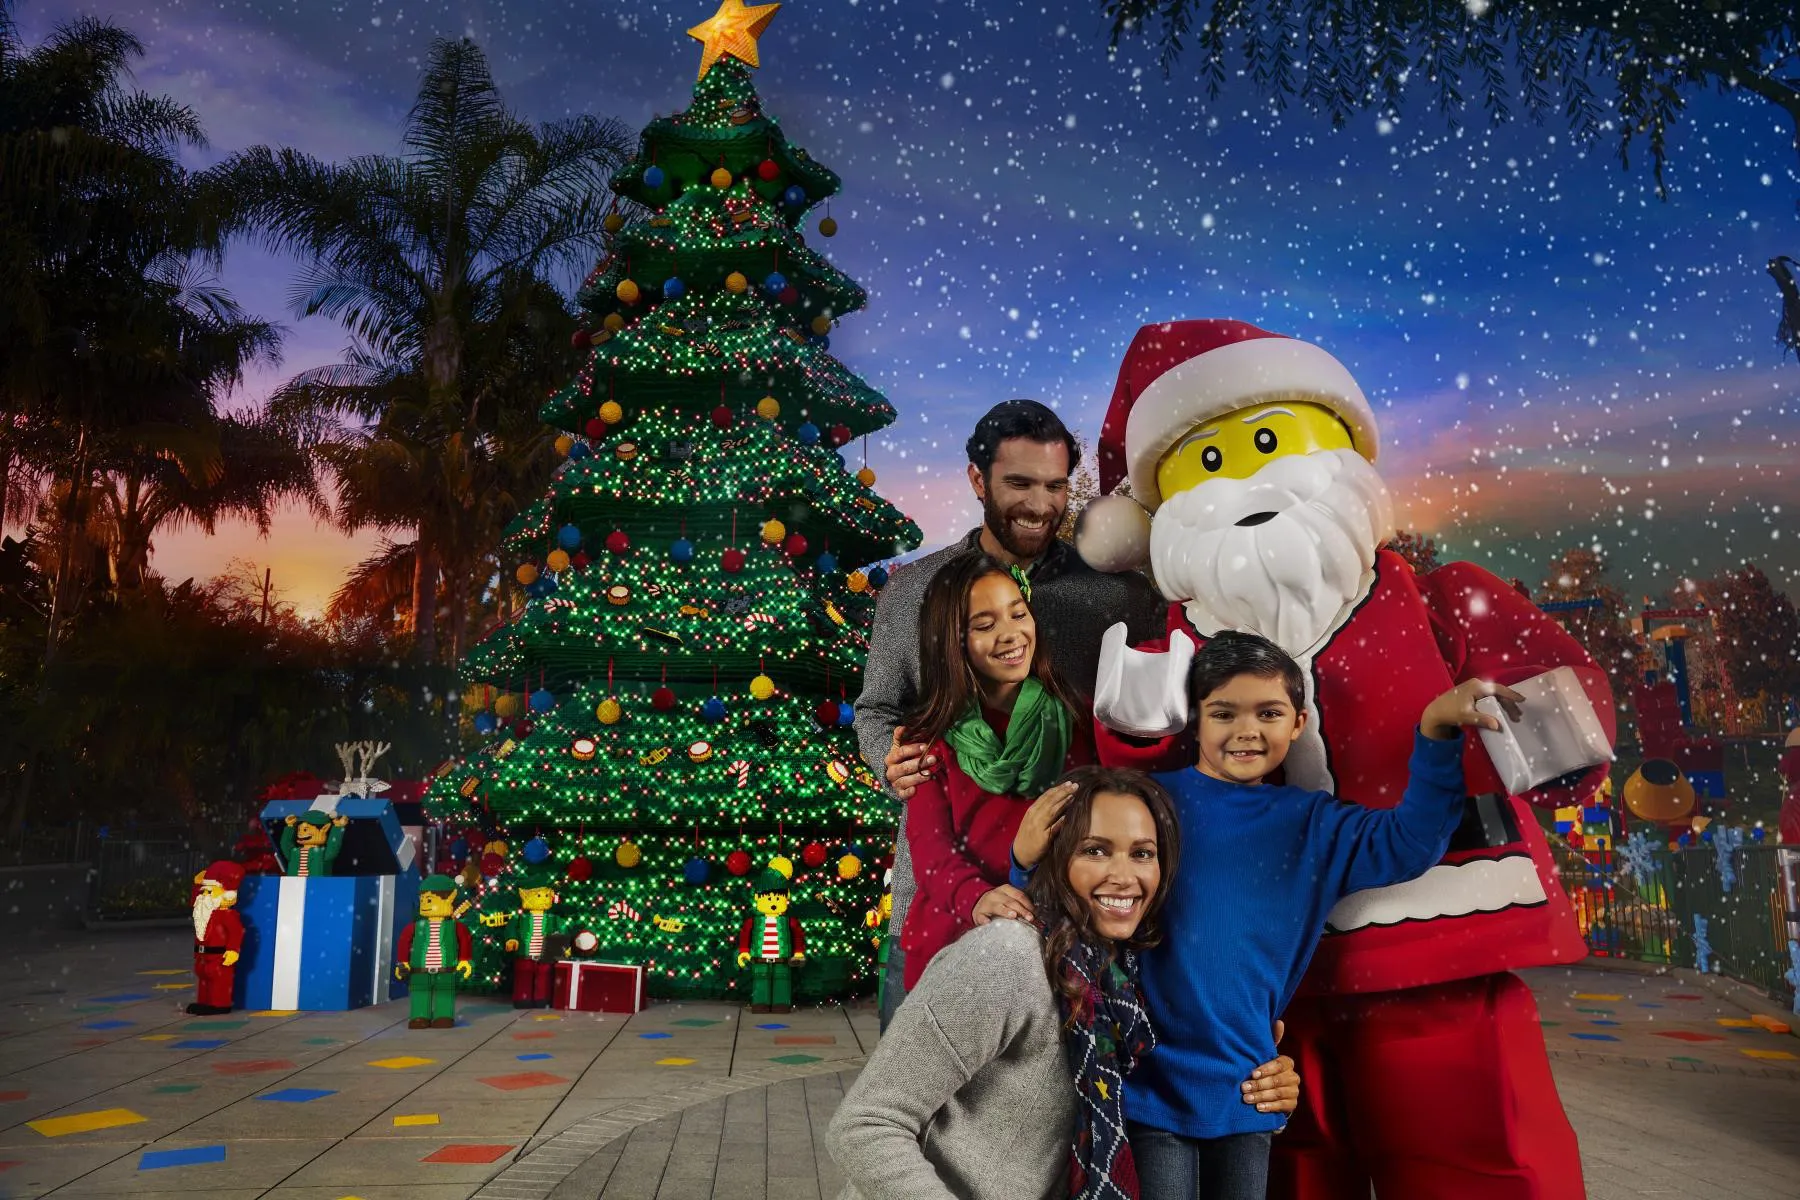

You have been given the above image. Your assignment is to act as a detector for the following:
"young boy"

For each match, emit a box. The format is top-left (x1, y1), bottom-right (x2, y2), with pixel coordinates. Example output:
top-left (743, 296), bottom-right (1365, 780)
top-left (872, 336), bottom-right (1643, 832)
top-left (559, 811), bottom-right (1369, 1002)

top-left (1011, 631), bottom-right (1522, 1200)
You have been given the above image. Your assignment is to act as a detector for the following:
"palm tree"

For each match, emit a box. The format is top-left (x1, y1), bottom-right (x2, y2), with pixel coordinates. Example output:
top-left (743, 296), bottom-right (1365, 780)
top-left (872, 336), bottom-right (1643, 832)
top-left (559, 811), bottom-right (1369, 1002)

top-left (227, 37), bottom-right (632, 662)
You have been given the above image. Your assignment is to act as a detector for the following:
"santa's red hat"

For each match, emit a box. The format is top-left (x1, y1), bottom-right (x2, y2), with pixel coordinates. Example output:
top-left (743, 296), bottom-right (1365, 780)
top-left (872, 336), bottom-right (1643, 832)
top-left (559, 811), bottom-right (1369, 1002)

top-left (1076, 319), bottom-right (1379, 572)
top-left (203, 860), bottom-right (245, 895)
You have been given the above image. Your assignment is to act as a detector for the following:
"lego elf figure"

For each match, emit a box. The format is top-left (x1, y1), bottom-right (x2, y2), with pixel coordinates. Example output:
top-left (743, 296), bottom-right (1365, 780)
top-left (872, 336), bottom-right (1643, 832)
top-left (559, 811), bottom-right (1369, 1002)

top-left (395, 874), bottom-right (472, 1028)
top-left (864, 866), bottom-right (893, 1014)
top-left (503, 871), bottom-right (569, 1009)
top-left (189, 860), bottom-right (245, 1015)
top-left (278, 809), bottom-right (349, 877)
top-left (735, 868), bottom-right (805, 1013)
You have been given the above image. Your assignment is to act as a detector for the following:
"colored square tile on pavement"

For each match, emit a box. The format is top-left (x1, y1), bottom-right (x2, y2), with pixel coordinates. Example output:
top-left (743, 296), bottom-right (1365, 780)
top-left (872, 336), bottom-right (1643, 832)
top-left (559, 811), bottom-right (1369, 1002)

top-left (260, 1088), bottom-right (337, 1103)
top-left (29, 1108), bottom-right (147, 1138)
top-left (172, 1039), bottom-right (228, 1050)
top-left (637, 1031), bottom-right (672, 1039)
top-left (770, 1053), bottom-right (822, 1064)
top-left (512, 1031), bottom-right (555, 1040)
top-left (531, 1013), bottom-right (561, 1021)
top-left (1751, 1015), bottom-right (1792, 1033)
top-left (755, 1023), bottom-right (788, 1030)
top-left (656, 1057), bottom-right (696, 1066)
top-left (1664, 992), bottom-right (1703, 1000)
top-left (154, 982), bottom-right (191, 990)
top-left (1569, 1033), bottom-right (1619, 1042)
top-left (774, 1035), bottom-right (836, 1045)
top-left (305, 1037), bottom-right (338, 1045)
top-left (478, 1071), bottom-right (569, 1091)
top-left (139, 1034), bottom-right (177, 1042)
top-left (212, 1058), bottom-right (295, 1075)
top-left (139, 1145), bottom-right (226, 1170)
top-left (422, 1143), bottom-right (515, 1164)
top-left (72, 1038), bottom-right (107, 1047)
top-left (153, 1084), bottom-right (200, 1094)
top-left (0, 1090), bottom-right (28, 1102)
top-left (394, 1113), bottom-right (440, 1126)
top-left (670, 1018), bottom-right (721, 1027)
top-left (1572, 993), bottom-right (1621, 1001)
top-left (368, 1056), bottom-right (435, 1069)
top-left (89, 993), bottom-right (150, 1003)
top-left (184, 1020), bottom-right (249, 1031)
top-left (82, 1019), bottom-right (134, 1030)
top-left (251, 1010), bottom-right (297, 1017)
top-left (1741, 1048), bottom-right (1799, 1061)
top-left (1654, 1031), bottom-right (1725, 1042)
top-left (1717, 1018), bottom-right (1756, 1028)
top-left (516, 1053), bottom-right (553, 1061)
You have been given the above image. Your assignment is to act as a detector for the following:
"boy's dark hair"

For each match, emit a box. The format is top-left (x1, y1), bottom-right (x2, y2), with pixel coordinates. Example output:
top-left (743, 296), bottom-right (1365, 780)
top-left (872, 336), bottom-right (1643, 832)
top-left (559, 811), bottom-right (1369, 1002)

top-left (1191, 631), bottom-right (1306, 710)
top-left (964, 399), bottom-right (1079, 476)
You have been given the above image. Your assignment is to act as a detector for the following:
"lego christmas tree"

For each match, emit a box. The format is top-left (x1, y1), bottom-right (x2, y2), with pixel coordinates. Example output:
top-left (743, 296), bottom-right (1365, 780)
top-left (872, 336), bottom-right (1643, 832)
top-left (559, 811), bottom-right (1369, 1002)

top-left (426, 2), bottom-right (921, 1002)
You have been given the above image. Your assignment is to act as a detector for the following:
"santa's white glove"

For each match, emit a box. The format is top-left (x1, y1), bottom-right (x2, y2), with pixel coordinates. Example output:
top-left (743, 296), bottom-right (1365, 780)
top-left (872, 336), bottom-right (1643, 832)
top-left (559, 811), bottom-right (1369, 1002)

top-left (1093, 623), bottom-right (1196, 738)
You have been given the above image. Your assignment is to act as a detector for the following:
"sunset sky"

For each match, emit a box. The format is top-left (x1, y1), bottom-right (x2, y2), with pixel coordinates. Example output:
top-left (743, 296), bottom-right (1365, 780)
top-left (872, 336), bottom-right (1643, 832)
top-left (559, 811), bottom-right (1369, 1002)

top-left (20, 0), bottom-right (1798, 614)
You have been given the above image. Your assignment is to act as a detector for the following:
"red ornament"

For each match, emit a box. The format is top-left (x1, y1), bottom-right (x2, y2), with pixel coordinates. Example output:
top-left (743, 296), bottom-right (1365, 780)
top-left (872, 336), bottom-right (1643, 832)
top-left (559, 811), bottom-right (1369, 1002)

top-left (652, 686), bottom-right (677, 711)
top-left (829, 423), bottom-right (852, 447)
top-left (722, 547), bottom-right (747, 573)
top-left (757, 159), bottom-right (780, 181)
top-left (726, 849), bottom-right (753, 876)
top-left (571, 330), bottom-right (591, 348)
top-left (480, 852), bottom-right (505, 876)
top-left (584, 417), bottom-right (606, 439)
top-left (815, 700), bottom-right (839, 727)
top-left (512, 719), bottom-right (535, 738)
top-left (566, 856), bottom-right (593, 882)
top-left (782, 533), bottom-right (808, 557)
top-left (711, 405), bottom-right (734, 429)
top-left (570, 550), bottom-right (591, 569)
top-left (778, 285), bottom-right (799, 305)
top-left (801, 841), bottom-right (828, 869)
top-left (605, 530), bottom-right (630, 554)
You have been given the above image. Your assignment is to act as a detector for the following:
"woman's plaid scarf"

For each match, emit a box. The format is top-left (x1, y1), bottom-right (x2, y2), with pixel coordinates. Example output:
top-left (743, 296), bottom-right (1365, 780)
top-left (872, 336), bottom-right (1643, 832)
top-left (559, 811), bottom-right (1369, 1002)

top-left (1058, 939), bottom-right (1155, 1199)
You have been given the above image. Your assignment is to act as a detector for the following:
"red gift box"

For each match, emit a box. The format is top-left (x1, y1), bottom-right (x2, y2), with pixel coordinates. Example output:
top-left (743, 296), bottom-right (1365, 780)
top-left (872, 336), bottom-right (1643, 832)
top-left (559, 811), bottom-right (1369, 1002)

top-left (552, 960), bottom-right (646, 1013)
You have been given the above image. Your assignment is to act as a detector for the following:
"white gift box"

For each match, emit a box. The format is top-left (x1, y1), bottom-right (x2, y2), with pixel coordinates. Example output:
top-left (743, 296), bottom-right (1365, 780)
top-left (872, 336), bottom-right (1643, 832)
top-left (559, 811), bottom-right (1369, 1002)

top-left (1476, 666), bottom-right (1613, 795)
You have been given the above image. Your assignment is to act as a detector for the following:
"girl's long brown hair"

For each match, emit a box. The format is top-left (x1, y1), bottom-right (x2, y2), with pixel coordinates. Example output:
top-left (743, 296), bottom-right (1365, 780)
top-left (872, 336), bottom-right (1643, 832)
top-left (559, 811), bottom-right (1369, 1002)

top-left (901, 550), bottom-right (1080, 749)
top-left (1024, 766), bottom-right (1182, 1022)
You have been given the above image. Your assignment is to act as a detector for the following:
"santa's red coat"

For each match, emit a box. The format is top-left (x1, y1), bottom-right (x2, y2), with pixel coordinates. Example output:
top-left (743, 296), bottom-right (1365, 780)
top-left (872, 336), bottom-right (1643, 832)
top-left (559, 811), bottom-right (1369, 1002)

top-left (1098, 550), bottom-right (1612, 995)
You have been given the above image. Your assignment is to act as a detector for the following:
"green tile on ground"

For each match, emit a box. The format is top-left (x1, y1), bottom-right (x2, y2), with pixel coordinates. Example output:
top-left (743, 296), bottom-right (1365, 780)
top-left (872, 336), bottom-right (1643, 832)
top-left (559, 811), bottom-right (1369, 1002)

top-left (153, 1084), bottom-right (202, 1094)
top-left (669, 1018), bottom-right (721, 1027)
top-left (769, 1053), bottom-right (821, 1065)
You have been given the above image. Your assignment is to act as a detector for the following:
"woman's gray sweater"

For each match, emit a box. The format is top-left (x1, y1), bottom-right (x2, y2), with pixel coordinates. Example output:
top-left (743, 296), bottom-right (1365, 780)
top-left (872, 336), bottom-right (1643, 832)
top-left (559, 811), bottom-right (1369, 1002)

top-left (828, 919), bottom-right (1075, 1200)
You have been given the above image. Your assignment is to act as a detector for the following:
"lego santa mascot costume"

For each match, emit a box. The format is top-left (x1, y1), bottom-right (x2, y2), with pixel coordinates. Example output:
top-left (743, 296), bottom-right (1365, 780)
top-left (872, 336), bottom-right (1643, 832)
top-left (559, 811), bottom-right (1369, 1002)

top-left (189, 860), bottom-right (246, 1015)
top-left (1076, 319), bottom-right (1614, 1200)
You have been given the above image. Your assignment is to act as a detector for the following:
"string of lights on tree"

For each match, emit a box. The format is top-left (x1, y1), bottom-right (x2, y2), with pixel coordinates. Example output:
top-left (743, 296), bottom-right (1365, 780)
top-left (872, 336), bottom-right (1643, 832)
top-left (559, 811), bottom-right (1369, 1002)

top-left (425, 8), bottom-right (921, 1003)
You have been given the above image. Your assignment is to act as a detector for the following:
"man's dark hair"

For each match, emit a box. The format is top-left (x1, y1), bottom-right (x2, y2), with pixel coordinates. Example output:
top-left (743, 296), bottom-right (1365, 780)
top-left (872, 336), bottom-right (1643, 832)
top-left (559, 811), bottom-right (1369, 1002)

top-left (1191, 631), bottom-right (1306, 711)
top-left (964, 399), bottom-right (1080, 476)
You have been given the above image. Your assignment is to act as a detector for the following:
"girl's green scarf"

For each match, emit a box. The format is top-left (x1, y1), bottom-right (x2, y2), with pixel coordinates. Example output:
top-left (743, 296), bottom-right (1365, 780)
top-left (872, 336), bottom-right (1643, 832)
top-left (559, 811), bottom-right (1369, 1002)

top-left (942, 677), bottom-right (1071, 796)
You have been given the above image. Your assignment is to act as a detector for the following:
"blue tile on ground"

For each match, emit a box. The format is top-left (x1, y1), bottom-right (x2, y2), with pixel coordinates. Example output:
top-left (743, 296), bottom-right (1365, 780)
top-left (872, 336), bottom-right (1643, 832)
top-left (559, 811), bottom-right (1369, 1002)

top-left (259, 1088), bottom-right (337, 1104)
top-left (89, 994), bottom-right (151, 1004)
top-left (516, 1053), bottom-right (552, 1061)
top-left (755, 1023), bottom-right (789, 1030)
top-left (139, 1145), bottom-right (226, 1170)
top-left (1638, 1002), bottom-right (1664, 1008)
top-left (82, 1020), bottom-right (134, 1030)
top-left (637, 1032), bottom-right (672, 1039)
top-left (1590, 1020), bottom-right (1621, 1026)
top-left (1569, 1033), bottom-right (1620, 1042)
top-left (171, 1039), bottom-right (229, 1050)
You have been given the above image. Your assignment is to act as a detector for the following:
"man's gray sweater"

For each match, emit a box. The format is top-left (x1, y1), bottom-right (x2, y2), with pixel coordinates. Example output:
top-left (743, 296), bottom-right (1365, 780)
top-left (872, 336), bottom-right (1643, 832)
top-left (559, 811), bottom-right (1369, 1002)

top-left (852, 529), bottom-right (1165, 935)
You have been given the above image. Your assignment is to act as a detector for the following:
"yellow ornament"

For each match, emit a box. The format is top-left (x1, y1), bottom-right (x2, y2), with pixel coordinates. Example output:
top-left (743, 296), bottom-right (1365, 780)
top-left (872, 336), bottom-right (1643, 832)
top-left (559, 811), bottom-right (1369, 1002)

top-left (546, 549), bottom-right (571, 573)
top-left (597, 697), bottom-right (623, 725)
top-left (616, 279), bottom-right (640, 304)
top-left (603, 312), bottom-right (625, 332)
top-left (485, 840), bottom-right (509, 857)
top-left (516, 563), bottom-right (539, 586)
top-left (711, 166), bottom-right (734, 188)
top-left (847, 570), bottom-right (869, 593)
top-left (818, 216), bottom-right (838, 237)
top-left (725, 271), bottom-right (749, 293)
top-left (554, 434), bottom-right (574, 456)
top-left (756, 395), bottom-right (781, 420)
top-left (855, 466), bottom-right (876, 487)
top-left (760, 518), bottom-right (786, 544)
top-left (810, 315), bottom-right (832, 336)
top-left (494, 693), bottom-right (520, 719)
top-left (599, 400), bottom-right (624, 425)
top-left (769, 855), bottom-right (794, 880)
top-left (615, 841), bottom-right (641, 869)
top-left (603, 212), bottom-right (625, 233)
top-left (837, 853), bottom-right (862, 880)
top-left (749, 674), bottom-right (776, 700)
top-left (687, 0), bottom-right (782, 78)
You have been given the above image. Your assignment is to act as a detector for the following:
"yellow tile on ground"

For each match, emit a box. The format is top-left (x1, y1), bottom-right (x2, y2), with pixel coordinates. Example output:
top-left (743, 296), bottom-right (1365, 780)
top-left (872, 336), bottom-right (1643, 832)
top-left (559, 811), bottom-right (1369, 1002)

top-left (153, 982), bottom-right (191, 990)
top-left (656, 1057), bottom-right (696, 1066)
top-left (367, 1056), bottom-right (436, 1069)
top-left (139, 969), bottom-right (187, 976)
top-left (393, 1113), bottom-right (440, 1126)
top-left (251, 1010), bottom-right (297, 1017)
top-left (28, 1108), bottom-right (147, 1138)
top-left (1571, 993), bottom-right (1622, 1001)
top-left (138, 1034), bottom-right (176, 1042)
top-left (1740, 1048), bottom-right (1799, 1061)
top-left (1717, 1018), bottom-right (1757, 1028)
top-left (531, 1013), bottom-right (561, 1021)
top-left (1750, 1015), bottom-right (1792, 1034)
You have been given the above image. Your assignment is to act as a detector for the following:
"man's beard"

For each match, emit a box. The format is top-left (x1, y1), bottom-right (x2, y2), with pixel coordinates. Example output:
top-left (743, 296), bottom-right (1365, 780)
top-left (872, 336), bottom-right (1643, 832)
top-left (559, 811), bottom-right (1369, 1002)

top-left (1149, 448), bottom-right (1393, 657)
top-left (982, 490), bottom-right (1062, 560)
top-left (193, 891), bottom-right (221, 941)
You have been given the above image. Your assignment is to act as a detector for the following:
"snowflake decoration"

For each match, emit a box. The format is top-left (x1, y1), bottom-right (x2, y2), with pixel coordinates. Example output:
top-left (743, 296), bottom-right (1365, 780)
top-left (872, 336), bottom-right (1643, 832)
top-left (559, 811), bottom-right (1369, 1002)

top-left (1786, 940), bottom-right (1800, 1016)
top-left (1712, 826), bottom-right (1745, 893)
top-left (1617, 831), bottom-right (1658, 885)
top-left (1693, 915), bottom-right (1713, 975)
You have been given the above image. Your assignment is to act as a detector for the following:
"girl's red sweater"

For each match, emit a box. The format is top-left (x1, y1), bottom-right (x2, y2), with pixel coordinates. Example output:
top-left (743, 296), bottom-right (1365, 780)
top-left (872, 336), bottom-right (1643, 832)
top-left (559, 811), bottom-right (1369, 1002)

top-left (900, 711), bottom-right (1092, 989)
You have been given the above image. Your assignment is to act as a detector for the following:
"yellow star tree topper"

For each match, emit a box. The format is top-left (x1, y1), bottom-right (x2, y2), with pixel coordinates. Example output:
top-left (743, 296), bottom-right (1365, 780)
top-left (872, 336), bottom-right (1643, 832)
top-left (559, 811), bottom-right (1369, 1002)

top-left (688, 0), bottom-right (782, 78)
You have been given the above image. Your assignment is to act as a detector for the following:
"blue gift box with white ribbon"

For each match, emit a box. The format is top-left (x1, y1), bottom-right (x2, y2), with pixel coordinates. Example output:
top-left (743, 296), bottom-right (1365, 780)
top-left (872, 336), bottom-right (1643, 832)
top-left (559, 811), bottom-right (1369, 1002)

top-left (234, 796), bottom-right (420, 1011)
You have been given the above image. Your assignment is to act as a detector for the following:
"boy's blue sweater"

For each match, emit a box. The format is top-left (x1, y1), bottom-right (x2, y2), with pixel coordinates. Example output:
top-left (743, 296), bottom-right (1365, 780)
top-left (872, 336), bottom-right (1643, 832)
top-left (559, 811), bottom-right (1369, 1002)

top-left (1124, 731), bottom-right (1466, 1139)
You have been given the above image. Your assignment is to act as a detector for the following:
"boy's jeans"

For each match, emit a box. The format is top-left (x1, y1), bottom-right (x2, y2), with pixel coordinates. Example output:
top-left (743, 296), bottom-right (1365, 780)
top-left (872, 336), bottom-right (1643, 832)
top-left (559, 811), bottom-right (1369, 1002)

top-left (1130, 1125), bottom-right (1273, 1200)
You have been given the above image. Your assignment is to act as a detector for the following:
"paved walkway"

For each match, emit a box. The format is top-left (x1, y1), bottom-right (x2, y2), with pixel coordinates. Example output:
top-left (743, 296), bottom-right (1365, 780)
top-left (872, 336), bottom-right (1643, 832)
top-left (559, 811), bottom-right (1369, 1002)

top-left (0, 929), bottom-right (1794, 1199)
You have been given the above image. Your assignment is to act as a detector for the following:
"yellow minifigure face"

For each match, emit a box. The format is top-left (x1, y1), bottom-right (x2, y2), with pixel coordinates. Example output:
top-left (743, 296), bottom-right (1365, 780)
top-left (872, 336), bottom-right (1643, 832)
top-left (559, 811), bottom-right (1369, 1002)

top-left (196, 880), bottom-right (237, 909)
top-left (518, 886), bottom-right (557, 912)
top-left (418, 890), bottom-right (458, 919)
top-left (295, 821), bottom-right (330, 848)
top-left (754, 891), bottom-right (789, 917)
top-left (878, 892), bottom-right (892, 921)
top-left (1155, 400), bottom-right (1356, 498)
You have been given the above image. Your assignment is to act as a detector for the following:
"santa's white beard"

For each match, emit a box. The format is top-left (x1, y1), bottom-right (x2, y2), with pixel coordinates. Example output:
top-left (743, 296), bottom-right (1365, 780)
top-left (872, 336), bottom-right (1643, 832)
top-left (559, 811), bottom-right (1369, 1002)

top-left (193, 891), bottom-right (220, 941)
top-left (1149, 448), bottom-right (1393, 657)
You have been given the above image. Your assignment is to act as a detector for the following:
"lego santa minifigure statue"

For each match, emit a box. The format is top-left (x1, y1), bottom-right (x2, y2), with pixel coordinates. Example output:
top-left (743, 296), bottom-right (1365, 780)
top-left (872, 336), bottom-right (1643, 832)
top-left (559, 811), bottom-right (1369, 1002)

top-left (189, 860), bottom-right (245, 1016)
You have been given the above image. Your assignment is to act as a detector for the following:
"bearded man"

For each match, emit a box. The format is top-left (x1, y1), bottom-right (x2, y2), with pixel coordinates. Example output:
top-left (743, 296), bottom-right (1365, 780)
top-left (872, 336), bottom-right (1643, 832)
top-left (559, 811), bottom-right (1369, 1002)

top-left (1074, 319), bottom-right (1613, 1200)
top-left (190, 860), bottom-right (246, 1015)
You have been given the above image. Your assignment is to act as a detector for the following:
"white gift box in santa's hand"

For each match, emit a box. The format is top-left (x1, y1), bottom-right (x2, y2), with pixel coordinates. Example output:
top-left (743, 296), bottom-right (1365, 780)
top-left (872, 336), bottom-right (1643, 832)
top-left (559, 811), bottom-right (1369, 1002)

top-left (1094, 622), bottom-right (1197, 738)
top-left (1475, 666), bottom-right (1613, 795)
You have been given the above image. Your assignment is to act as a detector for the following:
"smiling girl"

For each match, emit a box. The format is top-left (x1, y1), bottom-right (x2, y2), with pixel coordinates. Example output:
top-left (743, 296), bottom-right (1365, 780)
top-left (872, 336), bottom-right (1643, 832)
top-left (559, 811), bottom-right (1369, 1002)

top-left (893, 551), bottom-right (1090, 990)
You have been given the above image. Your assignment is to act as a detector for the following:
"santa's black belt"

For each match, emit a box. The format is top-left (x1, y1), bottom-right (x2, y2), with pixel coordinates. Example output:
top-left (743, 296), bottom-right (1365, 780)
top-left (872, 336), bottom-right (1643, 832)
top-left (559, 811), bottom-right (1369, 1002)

top-left (196, 945), bottom-right (229, 954)
top-left (1446, 794), bottom-right (1520, 852)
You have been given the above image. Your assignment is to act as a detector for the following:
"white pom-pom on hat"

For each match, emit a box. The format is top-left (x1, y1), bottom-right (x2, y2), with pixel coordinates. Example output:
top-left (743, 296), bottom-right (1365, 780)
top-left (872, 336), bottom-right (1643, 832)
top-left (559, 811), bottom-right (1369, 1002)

top-left (1074, 494), bottom-right (1152, 573)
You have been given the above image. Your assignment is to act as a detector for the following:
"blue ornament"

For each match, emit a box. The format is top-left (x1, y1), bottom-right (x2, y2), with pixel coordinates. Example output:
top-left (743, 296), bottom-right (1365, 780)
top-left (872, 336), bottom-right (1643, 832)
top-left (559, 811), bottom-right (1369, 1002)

top-left (537, 574), bottom-right (559, 596)
top-left (1751, 826), bottom-right (1767, 843)
top-left (663, 276), bottom-right (685, 298)
top-left (701, 696), bottom-right (727, 723)
top-left (837, 701), bottom-right (855, 726)
top-left (558, 524), bottom-right (583, 550)
top-left (523, 837), bottom-right (550, 864)
top-left (763, 272), bottom-right (787, 295)
top-left (449, 837), bottom-right (469, 861)
top-left (868, 565), bottom-right (890, 588)
top-left (815, 551), bottom-right (838, 574)
top-left (813, 335), bottom-right (830, 351)
top-left (473, 713), bottom-right (498, 735)
top-left (530, 688), bottom-right (557, 713)
top-left (567, 442), bottom-right (590, 461)
top-left (643, 165), bottom-right (665, 189)
top-left (683, 857), bottom-right (711, 885)
top-left (783, 185), bottom-right (806, 207)
top-left (1700, 827), bottom-right (1715, 844)
top-left (797, 422), bottom-right (820, 446)
top-left (671, 538), bottom-right (695, 563)
top-left (1677, 833), bottom-right (1691, 847)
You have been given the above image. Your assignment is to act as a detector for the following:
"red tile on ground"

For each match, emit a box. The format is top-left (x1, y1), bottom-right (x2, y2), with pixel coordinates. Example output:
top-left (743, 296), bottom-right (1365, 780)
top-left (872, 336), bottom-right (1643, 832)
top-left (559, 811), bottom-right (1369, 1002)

top-left (510, 1031), bottom-right (556, 1041)
top-left (1653, 1031), bottom-right (1725, 1042)
top-left (477, 1071), bottom-right (569, 1092)
top-left (0, 1090), bottom-right (27, 1102)
top-left (210, 1058), bottom-right (296, 1075)
top-left (71, 1038), bottom-right (106, 1047)
top-left (422, 1143), bottom-right (516, 1164)
top-left (1664, 993), bottom-right (1703, 1000)
top-left (773, 1035), bottom-right (837, 1045)
top-left (0, 1161), bottom-right (20, 1171)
